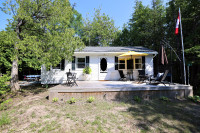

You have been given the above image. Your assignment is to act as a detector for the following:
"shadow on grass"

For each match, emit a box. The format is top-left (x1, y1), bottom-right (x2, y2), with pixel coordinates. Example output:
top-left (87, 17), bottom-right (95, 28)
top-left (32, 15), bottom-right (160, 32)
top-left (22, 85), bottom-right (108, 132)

top-left (115, 93), bottom-right (200, 133)
top-left (20, 84), bottom-right (47, 95)
top-left (20, 83), bottom-right (56, 95)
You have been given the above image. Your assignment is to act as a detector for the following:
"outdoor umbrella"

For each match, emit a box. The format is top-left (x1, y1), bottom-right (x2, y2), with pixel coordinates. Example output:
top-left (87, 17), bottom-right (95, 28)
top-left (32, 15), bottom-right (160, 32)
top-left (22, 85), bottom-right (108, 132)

top-left (118, 51), bottom-right (148, 80)
top-left (118, 51), bottom-right (148, 57)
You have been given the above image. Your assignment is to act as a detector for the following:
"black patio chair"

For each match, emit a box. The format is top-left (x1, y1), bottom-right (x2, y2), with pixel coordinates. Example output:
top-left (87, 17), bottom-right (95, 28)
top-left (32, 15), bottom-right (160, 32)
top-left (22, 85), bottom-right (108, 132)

top-left (66, 70), bottom-right (78, 87)
top-left (118, 70), bottom-right (127, 81)
top-left (138, 70), bottom-right (149, 83)
top-left (148, 70), bottom-right (169, 86)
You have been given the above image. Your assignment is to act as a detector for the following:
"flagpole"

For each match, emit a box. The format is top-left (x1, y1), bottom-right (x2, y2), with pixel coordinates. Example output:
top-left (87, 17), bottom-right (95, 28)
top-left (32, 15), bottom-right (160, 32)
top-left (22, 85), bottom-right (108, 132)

top-left (179, 7), bottom-right (186, 85)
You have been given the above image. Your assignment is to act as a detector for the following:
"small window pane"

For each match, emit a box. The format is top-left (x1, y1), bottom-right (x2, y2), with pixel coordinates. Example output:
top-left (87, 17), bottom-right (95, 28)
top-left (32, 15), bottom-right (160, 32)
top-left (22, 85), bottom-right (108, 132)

top-left (78, 58), bottom-right (85, 63)
top-left (78, 63), bottom-right (85, 68)
top-left (119, 60), bottom-right (125, 63)
top-left (77, 58), bottom-right (85, 68)
top-left (127, 59), bottom-right (133, 69)
top-left (135, 58), bottom-right (142, 63)
top-left (136, 64), bottom-right (142, 69)
top-left (119, 64), bottom-right (125, 69)
top-left (53, 63), bottom-right (61, 69)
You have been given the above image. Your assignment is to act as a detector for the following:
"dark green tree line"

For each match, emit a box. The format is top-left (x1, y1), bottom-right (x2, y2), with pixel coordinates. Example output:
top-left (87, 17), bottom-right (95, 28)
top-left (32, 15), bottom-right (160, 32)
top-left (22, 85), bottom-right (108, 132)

top-left (115, 0), bottom-right (200, 92)
top-left (166, 0), bottom-right (200, 91)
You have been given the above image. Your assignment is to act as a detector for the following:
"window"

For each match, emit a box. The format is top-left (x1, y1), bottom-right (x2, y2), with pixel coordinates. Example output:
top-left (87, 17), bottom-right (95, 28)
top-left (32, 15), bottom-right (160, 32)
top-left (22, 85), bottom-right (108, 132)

top-left (118, 57), bottom-right (142, 70)
top-left (77, 58), bottom-right (85, 68)
top-left (127, 59), bottom-right (133, 69)
top-left (53, 63), bottom-right (62, 69)
top-left (135, 58), bottom-right (142, 69)
top-left (52, 59), bottom-right (65, 70)
top-left (118, 60), bottom-right (125, 69)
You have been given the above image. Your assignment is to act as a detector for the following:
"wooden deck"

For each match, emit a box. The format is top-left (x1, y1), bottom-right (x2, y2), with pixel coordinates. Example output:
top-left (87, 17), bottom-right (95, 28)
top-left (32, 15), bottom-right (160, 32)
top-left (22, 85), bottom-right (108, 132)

top-left (48, 81), bottom-right (193, 101)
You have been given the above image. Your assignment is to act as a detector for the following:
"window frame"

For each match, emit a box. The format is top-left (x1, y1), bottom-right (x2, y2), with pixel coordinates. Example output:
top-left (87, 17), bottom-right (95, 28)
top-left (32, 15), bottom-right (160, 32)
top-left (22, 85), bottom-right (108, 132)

top-left (134, 57), bottom-right (142, 70)
top-left (76, 57), bottom-right (86, 69)
top-left (118, 57), bottom-right (143, 70)
top-left (52, 62), bottom-right (62, 70)
top-left (118, 59), bottom-right (126, 70)
top-left (127, 59), bottom-right (134, 70)
top-left (52, 59), bottom-right (65, 70)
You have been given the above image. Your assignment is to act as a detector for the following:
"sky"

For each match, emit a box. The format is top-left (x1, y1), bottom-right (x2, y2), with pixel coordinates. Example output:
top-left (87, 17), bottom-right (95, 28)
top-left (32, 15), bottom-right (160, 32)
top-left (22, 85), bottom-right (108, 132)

top-left (0, 0), bottom-right (168, 31)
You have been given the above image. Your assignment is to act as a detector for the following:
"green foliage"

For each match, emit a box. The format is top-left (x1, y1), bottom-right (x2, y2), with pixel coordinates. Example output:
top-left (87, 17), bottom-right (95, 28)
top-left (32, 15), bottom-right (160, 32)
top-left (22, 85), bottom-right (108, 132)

top-left (82, 8), bottom-right (119, 46)
top-left (133, 96), bottom-right (141, 103)
top-left (160, 96), bottom-right (170, 102)
top-left (0, 112), bottom-right (11, 127)
top-left (165, 0), bottom-right (200, 88)
top-left (83, 66), bottom-right (92, 74)
top-left (188, 95), bottom-right (200, 103)
top-left (52, 98), bottom-right (58, 103)
top-left (115, 0), bottom-right (165, 49)
top-left (70, 8), bottom-right (84, 36)
top-left (0, 98), bottom-right (12, 111)
top-left (1, 0), bottom-right (84, 91)
top-left (67, 97), bottom-right (76, 104)
top-left (44, 84), bottom-right (49, 89)
top-left (0, 74), bottom-right (10, 95)
top-left (0, 31), bottom-right (14, 71)
top-left (87, 96), bottom-right (95, 103)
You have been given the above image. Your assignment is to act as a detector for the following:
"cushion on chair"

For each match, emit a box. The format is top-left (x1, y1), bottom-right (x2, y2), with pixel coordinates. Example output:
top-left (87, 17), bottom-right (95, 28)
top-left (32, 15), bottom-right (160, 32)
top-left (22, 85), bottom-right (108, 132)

top-left (155, 73), bottom-right (164, 81)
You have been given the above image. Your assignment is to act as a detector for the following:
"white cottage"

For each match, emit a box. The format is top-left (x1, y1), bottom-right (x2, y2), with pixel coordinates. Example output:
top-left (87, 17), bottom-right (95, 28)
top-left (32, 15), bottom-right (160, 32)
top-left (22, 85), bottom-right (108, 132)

top-left (41, 46), bottom-right (158, 84)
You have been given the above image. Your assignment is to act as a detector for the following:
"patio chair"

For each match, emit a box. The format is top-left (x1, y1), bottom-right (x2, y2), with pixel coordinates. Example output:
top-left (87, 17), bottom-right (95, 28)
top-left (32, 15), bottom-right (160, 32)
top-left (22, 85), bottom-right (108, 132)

top-left (66, 70), bottom-right (78, 87)
top-left (118, 70), bottom-right (127, 81)
top-left (148, 70), bottom-right (169, 86)
top-left (138, 70), bottom-right (149, 83)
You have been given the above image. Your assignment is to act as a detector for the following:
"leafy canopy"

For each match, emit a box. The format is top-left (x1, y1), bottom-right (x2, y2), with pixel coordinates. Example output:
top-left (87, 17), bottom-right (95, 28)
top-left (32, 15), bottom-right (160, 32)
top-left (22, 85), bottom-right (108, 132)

top-left (82, 8), bottom-right (119, 46)
top-left (1, 0), bottom-right (84, 69)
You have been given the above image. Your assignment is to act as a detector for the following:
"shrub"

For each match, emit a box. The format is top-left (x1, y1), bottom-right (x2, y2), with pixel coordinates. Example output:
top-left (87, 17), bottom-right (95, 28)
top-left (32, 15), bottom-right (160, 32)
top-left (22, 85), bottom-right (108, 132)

top-left (0, 99), bottom-right (12, 111)
top-left (67, 97), bottom-right (76, 104)
top-left (0, 112), bottom-right (10, 127)
top-left (52, 98), bottom-right (58, 102)
top-left (87, 96), bottom-right (95, 103)
top-left (160, 96), bottom-right (170, 102)
top-left (133, 96), bottom-right (141, 103)
top-left (45, 84), bottom-right (49, 88)
top-left (188, 95), bottom-right (200, 103)
top-left (83, 67), bottom-right (92, 74)
top-left (0, 74), bottom-right (10, 96)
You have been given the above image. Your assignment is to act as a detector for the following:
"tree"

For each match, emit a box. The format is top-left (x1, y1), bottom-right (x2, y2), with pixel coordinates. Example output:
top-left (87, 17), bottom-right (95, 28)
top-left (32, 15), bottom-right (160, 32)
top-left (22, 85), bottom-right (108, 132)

top-left (112, 24), bottom-right (130, 46)
top-left (128, 0), bottom-right (153, 47)
top-left (1, 0), bottom-right (84, 91)
top-left (127, 0), bottom-right (166, 49)
top-left (82, 8), bottom-right (119, 46)
top-left (70, 5), bottom-right (84, 36)
top-left (166, 0), bottom-right (200, 90)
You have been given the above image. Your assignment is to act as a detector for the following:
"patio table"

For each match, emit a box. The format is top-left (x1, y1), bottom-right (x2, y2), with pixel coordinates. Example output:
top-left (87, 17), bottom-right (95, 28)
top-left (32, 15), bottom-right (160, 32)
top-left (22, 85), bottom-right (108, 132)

top-left (127, 71), bottom-right (134, 81)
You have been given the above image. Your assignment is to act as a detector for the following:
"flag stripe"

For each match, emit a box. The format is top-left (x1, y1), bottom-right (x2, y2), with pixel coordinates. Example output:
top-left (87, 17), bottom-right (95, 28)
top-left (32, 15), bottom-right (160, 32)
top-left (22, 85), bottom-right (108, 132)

top-left (175, 13), bottom-right (180, 35)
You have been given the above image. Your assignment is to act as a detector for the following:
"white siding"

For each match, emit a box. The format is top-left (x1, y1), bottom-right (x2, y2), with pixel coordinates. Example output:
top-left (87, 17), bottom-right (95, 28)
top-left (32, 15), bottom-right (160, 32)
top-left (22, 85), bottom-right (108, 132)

top-left (41, 53), bottom-right (155, 84)
top-left (145, 54), bottom-right (154, 76)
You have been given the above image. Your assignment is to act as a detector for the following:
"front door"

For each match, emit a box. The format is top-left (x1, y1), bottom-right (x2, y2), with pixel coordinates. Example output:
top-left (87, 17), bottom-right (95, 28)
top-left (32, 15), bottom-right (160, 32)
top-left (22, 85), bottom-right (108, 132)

top-left (99, 57), bottom-right (108, 80)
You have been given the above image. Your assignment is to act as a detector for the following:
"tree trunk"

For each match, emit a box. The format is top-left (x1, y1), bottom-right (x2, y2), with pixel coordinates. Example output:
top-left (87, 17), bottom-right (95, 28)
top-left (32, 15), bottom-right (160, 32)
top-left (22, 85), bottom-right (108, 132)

top-left (10, 19), bottom-right (24, 91)
top-left (10, 57), bottom-right (20, 91)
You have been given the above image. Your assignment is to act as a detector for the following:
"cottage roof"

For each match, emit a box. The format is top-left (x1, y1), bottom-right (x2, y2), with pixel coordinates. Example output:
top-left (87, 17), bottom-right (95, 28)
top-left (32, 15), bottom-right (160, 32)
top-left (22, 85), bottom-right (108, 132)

top-left (75, 46), bottom-right (157, 54)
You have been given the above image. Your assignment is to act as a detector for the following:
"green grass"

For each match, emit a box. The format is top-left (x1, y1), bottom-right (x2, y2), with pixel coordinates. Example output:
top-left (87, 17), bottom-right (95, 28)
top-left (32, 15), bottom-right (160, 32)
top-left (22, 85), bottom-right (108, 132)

top-left (0, 112), bottom-right (11, 127)
top-left (0, 86), bottom-right (200, 133)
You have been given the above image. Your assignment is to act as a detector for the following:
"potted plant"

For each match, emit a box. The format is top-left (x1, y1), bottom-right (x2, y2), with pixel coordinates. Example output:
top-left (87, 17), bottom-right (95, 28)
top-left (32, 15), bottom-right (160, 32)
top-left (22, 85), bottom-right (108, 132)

top-left (82, 66), bottom-right (92, 80)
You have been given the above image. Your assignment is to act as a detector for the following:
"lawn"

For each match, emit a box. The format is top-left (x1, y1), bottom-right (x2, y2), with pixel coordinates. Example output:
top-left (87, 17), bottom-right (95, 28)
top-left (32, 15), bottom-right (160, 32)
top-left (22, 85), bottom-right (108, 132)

top-left (0, 84), bottom-right (200, 133)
